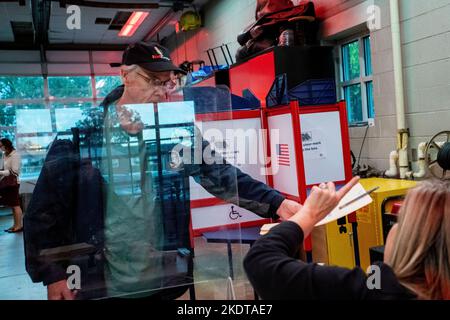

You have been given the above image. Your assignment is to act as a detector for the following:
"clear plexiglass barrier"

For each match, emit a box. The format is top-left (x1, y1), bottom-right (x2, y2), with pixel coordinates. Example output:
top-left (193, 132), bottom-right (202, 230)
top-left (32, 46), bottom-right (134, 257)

top-left (3, 84), bottom-right (273, 300)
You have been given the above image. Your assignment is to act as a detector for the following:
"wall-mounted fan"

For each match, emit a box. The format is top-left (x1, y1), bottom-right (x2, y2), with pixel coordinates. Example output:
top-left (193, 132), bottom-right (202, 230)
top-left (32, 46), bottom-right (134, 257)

top-left (425, 131), bottom-right (450, 180)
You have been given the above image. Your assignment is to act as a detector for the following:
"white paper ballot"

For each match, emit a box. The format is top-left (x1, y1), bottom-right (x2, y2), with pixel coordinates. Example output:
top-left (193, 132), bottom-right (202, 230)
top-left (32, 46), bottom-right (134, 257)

top-left (314, 182), bottom-right (373, 226)
top-left (260, 183), bottom-right (373, 235)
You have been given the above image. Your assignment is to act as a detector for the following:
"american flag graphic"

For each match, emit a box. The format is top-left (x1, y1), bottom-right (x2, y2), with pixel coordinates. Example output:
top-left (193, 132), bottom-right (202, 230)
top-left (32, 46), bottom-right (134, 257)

top-left (276, 144), bottom-right (290, 166)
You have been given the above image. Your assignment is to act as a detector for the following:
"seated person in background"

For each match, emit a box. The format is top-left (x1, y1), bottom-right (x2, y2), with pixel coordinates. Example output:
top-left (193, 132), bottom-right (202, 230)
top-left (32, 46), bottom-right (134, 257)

top-left (244, 178), bottom-right (450, 300)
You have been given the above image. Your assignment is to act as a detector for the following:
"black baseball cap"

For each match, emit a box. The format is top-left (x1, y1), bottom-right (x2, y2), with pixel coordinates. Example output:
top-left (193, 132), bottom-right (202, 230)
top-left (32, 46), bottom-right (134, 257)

top-left (110, 41), bottom-right (186, 74)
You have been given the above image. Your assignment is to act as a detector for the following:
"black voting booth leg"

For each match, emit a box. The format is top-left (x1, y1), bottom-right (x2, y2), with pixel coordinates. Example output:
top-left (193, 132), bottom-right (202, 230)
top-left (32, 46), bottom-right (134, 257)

top-left (227, 242), bottom-right (234, 279)
top-left (188, 248), bottom-right (196, 301)
top-left (306, 251), bottom-right (313, 263)
top-left (352, 222), bottom-right (361, 267)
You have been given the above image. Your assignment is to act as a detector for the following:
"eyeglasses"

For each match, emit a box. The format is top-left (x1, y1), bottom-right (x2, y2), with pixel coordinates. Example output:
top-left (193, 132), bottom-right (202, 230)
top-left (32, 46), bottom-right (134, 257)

top-left (135, 72), bottom-right (177, 90)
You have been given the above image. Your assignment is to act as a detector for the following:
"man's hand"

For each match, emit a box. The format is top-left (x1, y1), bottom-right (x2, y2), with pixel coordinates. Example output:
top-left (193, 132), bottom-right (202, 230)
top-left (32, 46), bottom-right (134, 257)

top-left (47, 280), bottom-right (77, 300)
top-left (276, 199), bottom-right (303, 220)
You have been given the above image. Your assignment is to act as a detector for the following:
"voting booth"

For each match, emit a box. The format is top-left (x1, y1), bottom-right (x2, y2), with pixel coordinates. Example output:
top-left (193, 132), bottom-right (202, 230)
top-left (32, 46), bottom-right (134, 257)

top-left (264, 100), bottom-right (352, 197)
top-left (184, 86), bottom-right (272, 235)
top-left (263, 100), bottom-right (353, 262)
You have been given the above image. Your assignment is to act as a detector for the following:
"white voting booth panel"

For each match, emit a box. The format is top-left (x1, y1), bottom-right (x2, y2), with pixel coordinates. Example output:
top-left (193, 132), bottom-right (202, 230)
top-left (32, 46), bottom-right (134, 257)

top-left (190, 110), bottom-right (271, 235)
top-left (265, 101), bottom-right (352, 202)
top-left (267, 113), bottom-right (299, 197)
top-left (190, 116), bottom-right (267, 200)
top-left (300, 111), bottom-right (346, 185)
top-left (191, 204), bottom-right (266, 231)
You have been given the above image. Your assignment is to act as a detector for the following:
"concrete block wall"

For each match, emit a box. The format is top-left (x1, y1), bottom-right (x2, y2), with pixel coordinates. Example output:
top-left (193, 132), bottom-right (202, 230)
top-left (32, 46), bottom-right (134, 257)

top-left (346, 0), bottom-right (450, 172)
top-left (165, 0), bottom-right (450, 173)
top-left (345, 0), bottom-right (396, 172)
top-left (401, 0), bottom-right (450, 172)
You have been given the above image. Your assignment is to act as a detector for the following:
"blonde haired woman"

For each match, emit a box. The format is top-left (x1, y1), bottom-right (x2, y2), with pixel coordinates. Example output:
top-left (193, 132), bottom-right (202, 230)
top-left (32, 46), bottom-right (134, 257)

top-left (384, 179), bottom-right (450, 299)
top-left (244, 178), bottom-right (450, 300)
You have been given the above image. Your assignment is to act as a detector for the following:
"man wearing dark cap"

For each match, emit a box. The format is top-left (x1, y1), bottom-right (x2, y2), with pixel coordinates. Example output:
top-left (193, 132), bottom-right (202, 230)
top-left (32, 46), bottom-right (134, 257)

top-left (110, 42), bottom-right (184, 105)
top-left (24, 42), bottom-right (302, 300)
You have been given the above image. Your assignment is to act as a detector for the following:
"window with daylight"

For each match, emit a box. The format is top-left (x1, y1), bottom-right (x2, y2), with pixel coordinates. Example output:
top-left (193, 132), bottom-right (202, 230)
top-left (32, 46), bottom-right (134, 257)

top-left (339, 35), bottom-right (374, 125)
top-left (0, 75), bottom-right (121, 179)
top-left (95, 76), bottom-right (122, 97)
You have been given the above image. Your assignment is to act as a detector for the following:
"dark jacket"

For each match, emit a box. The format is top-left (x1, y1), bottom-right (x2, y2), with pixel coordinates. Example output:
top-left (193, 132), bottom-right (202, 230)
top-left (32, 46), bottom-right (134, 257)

top-left (237, 1), bottom-right (314, 46)
top-left (244, 221), bottom-right (417, 300)
top-left (24, 85), bottom-right (286, 297)
top-left (236, 2), bottom-right (317, 61)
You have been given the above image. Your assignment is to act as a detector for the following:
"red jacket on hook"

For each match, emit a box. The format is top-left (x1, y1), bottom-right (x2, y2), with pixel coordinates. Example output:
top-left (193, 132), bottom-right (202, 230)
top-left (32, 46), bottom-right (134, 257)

top-left (236, 1), bottom-right (317, 61)
top-left (255, 0), bottom-right (295, 20)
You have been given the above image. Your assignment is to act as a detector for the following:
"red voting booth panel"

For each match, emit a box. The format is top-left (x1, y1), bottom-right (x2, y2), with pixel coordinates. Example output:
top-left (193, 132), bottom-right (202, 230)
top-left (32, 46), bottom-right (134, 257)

top-left (262, 101), bottom-right (353, 252)
top-left (263, 101), bottom-right (352, 198)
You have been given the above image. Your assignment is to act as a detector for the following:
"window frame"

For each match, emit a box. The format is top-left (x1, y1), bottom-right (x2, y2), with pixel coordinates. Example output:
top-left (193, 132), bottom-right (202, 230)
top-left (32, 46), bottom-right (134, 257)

top-left (337, 34), bottom-right (374, 126)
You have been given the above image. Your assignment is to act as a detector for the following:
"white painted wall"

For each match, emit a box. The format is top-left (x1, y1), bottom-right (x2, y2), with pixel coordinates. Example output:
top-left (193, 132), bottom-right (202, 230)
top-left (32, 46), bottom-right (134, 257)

top-left (166, 0), bottom-right (450, 173)
top-left (164, 0), bottom-right (257, 67)
top-left (163, 0), bottom-right (368, 66)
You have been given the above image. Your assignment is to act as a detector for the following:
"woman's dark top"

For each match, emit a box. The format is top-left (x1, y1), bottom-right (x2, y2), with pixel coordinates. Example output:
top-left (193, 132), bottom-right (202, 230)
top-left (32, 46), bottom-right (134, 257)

top-left (244, 221), bottom-right (417, 300)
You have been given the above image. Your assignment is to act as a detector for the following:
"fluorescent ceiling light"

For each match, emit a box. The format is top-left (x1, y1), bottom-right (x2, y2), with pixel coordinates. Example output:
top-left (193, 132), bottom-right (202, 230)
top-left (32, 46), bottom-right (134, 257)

top-left (118, 11), bottom-right (149, 37)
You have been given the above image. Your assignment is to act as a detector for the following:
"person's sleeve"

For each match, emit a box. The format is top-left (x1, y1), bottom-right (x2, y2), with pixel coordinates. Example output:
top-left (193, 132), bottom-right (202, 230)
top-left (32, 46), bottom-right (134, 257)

top-left (243, 221), bottom-right (370, 300)
top-left (11, 152), bottom-right (21, 175)
top-left (0, 153), bottom-right (20, 176)
top-left (232, 166), bottom-right (285, 218)
top-left (23, 140), bottom-right (78, 286)
top-left (186, 131), bottom-right (285, 218)
top-left (0, 154), bottom-right (5, 176)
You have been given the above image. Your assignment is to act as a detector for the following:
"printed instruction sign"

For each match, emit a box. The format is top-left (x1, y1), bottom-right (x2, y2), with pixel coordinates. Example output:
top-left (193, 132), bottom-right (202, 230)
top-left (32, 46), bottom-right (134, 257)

top-left (302, 130), bottom-right (327, 160)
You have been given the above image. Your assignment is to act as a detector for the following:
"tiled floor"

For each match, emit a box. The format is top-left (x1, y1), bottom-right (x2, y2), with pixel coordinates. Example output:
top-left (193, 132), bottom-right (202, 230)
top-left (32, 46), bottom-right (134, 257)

top-left (0, 211), bottom-right (46, 300)
top-left (0, 211), bottom-right (255, 300)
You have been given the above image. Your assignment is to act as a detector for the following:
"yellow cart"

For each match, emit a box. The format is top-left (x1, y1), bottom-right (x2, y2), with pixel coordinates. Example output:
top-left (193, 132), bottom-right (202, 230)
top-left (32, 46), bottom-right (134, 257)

top-left (312, 178), bottom-right (417, 270)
